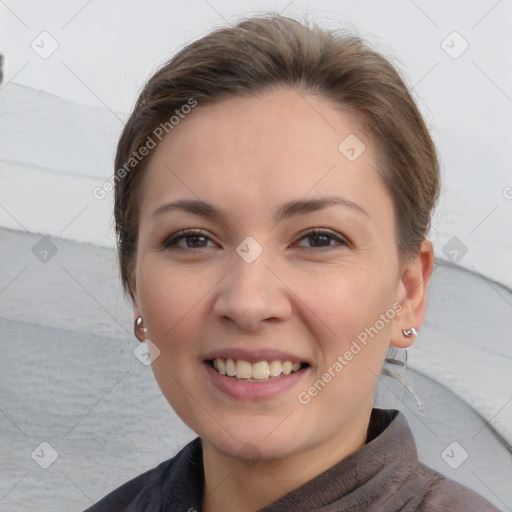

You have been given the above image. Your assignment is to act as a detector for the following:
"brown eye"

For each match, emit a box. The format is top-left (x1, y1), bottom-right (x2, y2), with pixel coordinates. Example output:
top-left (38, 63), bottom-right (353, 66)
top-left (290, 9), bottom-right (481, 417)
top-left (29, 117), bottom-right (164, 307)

top-left (163, 230), bottom-right (216, 250)
top-left (295, 229), bottom-right (348, 249)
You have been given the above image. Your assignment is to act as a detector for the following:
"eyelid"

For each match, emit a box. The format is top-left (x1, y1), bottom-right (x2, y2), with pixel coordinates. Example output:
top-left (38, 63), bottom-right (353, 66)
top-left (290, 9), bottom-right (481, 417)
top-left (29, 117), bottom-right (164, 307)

top-left (294, 228), bottom-right (349, 248)
top-left (163, 227), bottom-right (349, 250)
top-left (163, 228), bottom-right (217, 249)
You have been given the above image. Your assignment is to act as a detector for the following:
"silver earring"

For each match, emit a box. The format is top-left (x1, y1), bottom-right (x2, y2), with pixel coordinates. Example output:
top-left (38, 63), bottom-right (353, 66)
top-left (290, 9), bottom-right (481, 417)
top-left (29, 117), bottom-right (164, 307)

top-left (135, 316), bottom-right (147, 333)
top-left (402, 327), bottom-right (418, 338)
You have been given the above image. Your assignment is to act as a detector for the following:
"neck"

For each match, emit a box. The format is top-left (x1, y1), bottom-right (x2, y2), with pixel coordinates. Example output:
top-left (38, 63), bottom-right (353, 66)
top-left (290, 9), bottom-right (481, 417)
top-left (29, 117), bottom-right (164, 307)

top-left (201, 409), bottom-right (372, 512)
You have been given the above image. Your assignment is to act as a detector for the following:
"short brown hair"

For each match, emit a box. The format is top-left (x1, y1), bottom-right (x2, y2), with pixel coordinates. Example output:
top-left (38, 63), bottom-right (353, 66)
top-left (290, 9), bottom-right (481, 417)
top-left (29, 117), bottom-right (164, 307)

top-left (114, 14), bottom-right (439, 301)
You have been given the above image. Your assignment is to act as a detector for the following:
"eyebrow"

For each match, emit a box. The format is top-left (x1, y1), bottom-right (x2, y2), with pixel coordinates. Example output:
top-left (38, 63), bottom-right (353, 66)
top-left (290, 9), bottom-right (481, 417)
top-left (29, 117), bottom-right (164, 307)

top-left (151, 196), bottom-right (369, 223)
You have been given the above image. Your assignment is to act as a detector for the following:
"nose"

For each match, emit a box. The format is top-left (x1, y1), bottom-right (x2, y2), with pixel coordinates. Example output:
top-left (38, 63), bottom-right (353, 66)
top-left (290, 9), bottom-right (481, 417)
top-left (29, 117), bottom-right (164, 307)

top-left (212, 251), bottom-right (293, 332)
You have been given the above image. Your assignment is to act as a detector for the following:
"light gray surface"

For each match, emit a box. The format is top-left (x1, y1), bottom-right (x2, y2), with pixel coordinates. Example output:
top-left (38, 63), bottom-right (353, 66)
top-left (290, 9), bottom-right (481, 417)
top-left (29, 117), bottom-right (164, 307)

top-left (3, 0), bottom-right (512, 286)
top-left (0, 227), bottom-right (511, 511)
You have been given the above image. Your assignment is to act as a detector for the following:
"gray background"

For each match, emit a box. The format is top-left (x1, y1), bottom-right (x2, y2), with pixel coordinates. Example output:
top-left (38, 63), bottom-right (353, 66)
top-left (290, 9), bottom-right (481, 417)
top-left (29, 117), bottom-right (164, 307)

top-left (1, 1), bottom-right (511, 510)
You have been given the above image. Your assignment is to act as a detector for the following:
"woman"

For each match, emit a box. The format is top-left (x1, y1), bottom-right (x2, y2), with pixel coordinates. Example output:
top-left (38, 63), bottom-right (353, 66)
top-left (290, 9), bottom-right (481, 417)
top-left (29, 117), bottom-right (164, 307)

top-left (87, 14), bottom-right (501, 512)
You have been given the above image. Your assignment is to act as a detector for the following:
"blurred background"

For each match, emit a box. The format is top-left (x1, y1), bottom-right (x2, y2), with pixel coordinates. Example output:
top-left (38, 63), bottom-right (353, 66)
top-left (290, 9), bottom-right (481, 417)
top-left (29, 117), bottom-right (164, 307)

top-left (0, 1), bottom-right (511, 510)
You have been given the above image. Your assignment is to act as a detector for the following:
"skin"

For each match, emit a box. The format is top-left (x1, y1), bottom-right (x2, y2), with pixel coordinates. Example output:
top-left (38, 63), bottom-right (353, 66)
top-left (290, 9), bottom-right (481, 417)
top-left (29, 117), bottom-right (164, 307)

top-left (131, 87), bottom-right (435, 512)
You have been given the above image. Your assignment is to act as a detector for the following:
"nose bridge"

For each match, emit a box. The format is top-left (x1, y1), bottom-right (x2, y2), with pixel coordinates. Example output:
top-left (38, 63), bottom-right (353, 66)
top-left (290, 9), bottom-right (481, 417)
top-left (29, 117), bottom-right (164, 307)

top-left (231, 251), bottom-right (271, 296)
top-left (212, 245), bottom-right (291, 329)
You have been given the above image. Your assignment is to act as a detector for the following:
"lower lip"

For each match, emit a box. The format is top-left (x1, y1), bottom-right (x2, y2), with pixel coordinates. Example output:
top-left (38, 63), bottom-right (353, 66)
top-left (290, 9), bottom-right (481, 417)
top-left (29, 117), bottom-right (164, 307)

top-left (204, 362), bottom-right (310, 401)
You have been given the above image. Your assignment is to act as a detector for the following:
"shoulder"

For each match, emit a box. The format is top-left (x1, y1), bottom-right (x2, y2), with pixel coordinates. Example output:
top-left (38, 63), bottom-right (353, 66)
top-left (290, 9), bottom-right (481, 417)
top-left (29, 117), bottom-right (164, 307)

top-left (83, 462), bottom-right (163, 512)
top-left (414, 463), bottom-right (502, 512)
top-left (369, 410), bottom-right (501, 512)
top-left (84, 437), bottom-right (203, 512)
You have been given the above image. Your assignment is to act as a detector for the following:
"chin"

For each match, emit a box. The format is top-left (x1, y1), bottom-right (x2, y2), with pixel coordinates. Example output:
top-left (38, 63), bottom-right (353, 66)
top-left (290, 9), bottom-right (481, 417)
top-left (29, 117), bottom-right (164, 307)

top-left (197, 413), bottom-right (312, 462)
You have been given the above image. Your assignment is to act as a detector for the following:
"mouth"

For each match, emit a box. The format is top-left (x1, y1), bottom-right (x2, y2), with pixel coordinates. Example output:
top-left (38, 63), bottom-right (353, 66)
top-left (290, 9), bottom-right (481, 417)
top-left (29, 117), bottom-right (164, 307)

top-left (206, 358), bottom-right (310, 383)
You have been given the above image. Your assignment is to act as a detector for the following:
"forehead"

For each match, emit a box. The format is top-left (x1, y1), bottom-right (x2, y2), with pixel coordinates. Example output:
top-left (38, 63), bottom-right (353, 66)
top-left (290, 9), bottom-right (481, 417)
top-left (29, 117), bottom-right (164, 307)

top-left (138, 88), bottom-right (390, 222)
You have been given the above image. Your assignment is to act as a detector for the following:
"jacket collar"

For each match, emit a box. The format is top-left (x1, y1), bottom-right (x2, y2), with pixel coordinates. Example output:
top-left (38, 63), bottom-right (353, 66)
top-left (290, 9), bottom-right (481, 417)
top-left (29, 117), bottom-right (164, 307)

top-left (153, 409), bottom-right (418, 511)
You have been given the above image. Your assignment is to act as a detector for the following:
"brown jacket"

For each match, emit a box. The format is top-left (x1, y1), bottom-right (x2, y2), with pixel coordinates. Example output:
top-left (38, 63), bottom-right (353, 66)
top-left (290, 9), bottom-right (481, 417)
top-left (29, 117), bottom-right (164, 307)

top-left (85, 409), bottom-right (502, 511)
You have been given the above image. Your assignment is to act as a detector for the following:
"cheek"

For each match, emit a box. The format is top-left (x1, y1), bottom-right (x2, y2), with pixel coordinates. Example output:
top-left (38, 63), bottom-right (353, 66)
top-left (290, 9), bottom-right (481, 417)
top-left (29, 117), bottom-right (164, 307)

top-left (293, 264), bottom-right (398, 404)
top-left (137, 261), bottom-right (215, 422)
top-left (335, 277), bottom-right (396, 374)
top-left (299, 266), bottom-right (397, 348)
top-left (138, 259), bottom-right (213, 343)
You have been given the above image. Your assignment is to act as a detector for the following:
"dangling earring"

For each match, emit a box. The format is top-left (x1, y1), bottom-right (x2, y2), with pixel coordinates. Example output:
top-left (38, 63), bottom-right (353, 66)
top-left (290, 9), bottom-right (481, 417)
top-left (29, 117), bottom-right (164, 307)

top-left (402, 327), bottom-right (418, 338)
top-left (134, 315), bottom-right (147, 342)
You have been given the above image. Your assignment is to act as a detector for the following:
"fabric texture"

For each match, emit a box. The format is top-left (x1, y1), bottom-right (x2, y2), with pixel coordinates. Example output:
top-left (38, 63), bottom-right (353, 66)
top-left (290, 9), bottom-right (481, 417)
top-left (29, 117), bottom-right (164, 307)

top-left (85, 409), bottom-right (501, 511)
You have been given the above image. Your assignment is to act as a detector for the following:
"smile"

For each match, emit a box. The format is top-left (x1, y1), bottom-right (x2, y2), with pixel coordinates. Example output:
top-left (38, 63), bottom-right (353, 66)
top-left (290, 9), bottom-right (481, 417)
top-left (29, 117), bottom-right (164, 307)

top-left (208, 358), bottom-right (309, 382)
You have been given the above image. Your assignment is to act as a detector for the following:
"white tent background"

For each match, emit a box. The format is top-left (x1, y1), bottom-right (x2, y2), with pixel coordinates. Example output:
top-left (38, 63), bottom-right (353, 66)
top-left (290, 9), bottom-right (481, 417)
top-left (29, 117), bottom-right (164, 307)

top-left (0, 1), bottom-right (511, 511)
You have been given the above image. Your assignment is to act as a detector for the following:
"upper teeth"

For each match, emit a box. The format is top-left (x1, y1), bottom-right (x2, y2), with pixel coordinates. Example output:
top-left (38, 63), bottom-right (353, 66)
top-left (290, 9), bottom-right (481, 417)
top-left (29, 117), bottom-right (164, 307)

top-left (213, 358), bottom-right (302, 380)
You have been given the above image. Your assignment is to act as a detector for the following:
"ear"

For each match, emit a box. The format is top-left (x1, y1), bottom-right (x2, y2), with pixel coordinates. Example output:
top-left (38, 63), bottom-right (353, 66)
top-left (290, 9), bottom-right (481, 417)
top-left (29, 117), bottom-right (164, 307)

top-left (131, 274), bottom-right (147, 342)
top-left (390, 239), bottom-right (435, 348)
top-left (133, 303), bottom-right (147, 342)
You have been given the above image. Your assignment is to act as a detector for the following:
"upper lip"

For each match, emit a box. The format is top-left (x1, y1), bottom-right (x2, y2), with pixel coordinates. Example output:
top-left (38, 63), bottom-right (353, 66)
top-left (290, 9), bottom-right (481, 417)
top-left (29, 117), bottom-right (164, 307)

top-left (202, 348), bottom-right (309, 364)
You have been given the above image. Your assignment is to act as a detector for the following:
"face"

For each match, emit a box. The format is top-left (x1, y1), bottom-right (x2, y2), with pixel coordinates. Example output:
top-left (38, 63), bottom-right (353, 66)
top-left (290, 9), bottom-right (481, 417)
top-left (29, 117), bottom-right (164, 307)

top-left (132, 88), bottom-right (409, 462)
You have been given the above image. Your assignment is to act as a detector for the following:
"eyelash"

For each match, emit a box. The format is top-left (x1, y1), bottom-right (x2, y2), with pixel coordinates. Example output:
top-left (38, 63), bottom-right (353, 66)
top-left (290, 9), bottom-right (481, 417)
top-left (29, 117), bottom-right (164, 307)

top-left (162, 228), bottom-right (348, 251)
